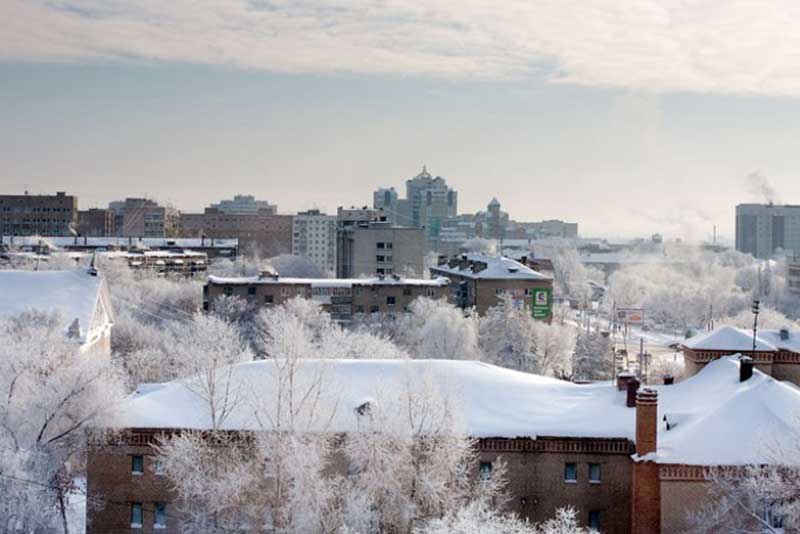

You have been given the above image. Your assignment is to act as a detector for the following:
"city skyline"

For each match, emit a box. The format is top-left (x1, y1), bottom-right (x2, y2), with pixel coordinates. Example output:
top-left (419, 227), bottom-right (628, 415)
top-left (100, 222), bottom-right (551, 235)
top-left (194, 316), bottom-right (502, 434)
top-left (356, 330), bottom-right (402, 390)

top-left (5, 2), bottom-right (800, 240)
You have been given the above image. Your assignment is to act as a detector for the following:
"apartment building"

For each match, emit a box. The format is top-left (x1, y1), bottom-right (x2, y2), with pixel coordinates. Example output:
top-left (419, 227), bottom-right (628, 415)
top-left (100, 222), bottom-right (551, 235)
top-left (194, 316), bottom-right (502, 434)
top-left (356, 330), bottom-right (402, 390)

top-left (788, 254), bottom-right (800, 294)
top-left (109, 198), bottom-right (180, 238)
top-left (204, 271), bottom-right (450, 320)
top-left (209, 194), bottom-right (276, 215)
top-left (292, 210), bottom-right (337, 275)
top-left (86, 356), bottom-right (796, 534)
top-left (336, 221), bottom-right (425, 278)
top-left (0, 191), bottom-right (78, 236)
top-left (736, 203), bottom-right (800, 259)
top-left (180, 209), bottom-right (292, 257)
top-left (78, 208), bottom-right (115, 236)
top-left (430, 253), bottom-right (553, 317)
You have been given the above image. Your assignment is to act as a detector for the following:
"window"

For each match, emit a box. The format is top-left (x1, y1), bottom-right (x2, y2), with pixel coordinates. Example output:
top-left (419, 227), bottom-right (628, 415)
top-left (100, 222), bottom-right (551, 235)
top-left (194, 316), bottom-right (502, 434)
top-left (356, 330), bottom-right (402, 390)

top-left (223, 286), bottom-right (233, 297)
top-left (426, 288), bottom-right (436, 297)
top-left (376, 255), bottom-right (385, 262)
top-left (154, 502), bottom-right (167, 529)
top-left (403, 288), bottom-right (412, 296)
top-left (264, 295), bottom-right (274, 304)
top-left (376, 242), bottom-right (385, 249)
top-left (370, 305), bottom-right (379, 313)
top-left (131, 455), bottom-right (144, 475)
top-left (564, 463), bottom-right (577, 483)
top-left (281, 287), bottom-right (291, 296)
top-left (588, 510), bottom-right (601, 530)
top-left (131, 502), bottom-right (143, 529)
top-left (356, 305), bottom-right (365, 313)
top-left (479, 461), bottom-right (493, 480)
top-left (247, 286), bottom-right (256, 298)
top-left (154, 458), bottom-right (166, 476)
top-left (764, 501), bottom-right (785, 529)
top-left (589, 463), bottom-right (601, 483)
top-left (387, 296), bottom-right (396, 305)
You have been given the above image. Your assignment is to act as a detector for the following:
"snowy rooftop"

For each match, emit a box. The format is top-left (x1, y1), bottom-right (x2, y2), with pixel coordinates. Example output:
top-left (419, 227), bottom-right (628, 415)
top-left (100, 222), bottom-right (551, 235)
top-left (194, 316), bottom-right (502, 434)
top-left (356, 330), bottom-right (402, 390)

top-left (207, 275), bottom-right (450, 287)
top-left (683, 325), bottom-right (800, 353)
top-left (1, 236), bottom-right (238, 249)
top-left (430, 254), bottom-right (551, 280)
top-left (0, 269), bottom-right (109, 344)
top-left (115, 357), bottom-right (800, 466)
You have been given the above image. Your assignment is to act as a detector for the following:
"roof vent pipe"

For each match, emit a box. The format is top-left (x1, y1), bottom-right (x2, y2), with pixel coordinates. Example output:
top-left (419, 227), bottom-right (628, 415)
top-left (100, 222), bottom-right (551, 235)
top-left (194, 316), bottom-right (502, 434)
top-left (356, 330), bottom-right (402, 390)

top-left (663, 374), bottom-right (674, 385)
top-left (740, 356), bottom-right (754, 382)
top-left (780, 328), bottom-right (790, 341)
top-left (626, 378), bottom-right (641, 408)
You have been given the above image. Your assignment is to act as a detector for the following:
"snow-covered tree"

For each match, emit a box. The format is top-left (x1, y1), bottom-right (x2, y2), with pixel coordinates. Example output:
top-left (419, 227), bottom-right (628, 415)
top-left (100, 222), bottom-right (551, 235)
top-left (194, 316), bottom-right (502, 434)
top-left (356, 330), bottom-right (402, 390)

top-left (571, 328), bottom-right (614, 381)
top-left (0, 312), bottom-right (125, 533)
top-left (530, 321), bottom-right (576, 378)
top-left (406, 298), bottom-right (481, 360)
top-left (722, 306), bottom-right (799, 331)
top-left (479, 296), bottom-right (538, 372)
top-left (416, 504), bottom-right (597, 534)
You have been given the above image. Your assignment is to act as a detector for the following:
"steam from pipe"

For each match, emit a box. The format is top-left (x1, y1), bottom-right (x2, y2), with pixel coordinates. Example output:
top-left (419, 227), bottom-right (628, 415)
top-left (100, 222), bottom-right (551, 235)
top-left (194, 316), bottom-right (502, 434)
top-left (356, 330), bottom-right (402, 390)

top-left (745, 171), bottom-right (778, 204)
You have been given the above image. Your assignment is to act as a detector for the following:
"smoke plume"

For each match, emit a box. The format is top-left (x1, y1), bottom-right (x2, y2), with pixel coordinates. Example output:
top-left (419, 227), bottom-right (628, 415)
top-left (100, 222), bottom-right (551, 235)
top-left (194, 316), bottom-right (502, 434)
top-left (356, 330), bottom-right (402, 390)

top-left (745, 171), bottom-right (778, 204)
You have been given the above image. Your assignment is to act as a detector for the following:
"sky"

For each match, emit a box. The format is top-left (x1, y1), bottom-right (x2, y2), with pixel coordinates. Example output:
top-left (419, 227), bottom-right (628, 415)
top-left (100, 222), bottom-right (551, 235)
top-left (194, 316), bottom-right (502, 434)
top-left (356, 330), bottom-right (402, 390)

top-left (3, 1), bottom-right (800, 240)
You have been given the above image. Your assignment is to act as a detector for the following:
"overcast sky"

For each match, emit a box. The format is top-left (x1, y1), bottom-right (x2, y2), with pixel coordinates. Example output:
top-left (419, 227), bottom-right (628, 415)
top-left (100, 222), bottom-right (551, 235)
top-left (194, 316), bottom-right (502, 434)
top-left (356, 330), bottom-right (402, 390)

top-left (3, 1), bottom-right (800, 240)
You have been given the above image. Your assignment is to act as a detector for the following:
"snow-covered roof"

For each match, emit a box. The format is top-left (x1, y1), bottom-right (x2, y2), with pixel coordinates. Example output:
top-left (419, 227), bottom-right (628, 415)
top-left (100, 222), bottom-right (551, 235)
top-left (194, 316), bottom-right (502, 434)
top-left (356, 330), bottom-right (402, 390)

top-left (431, 254), bottom-right (551, 281)
top-left (683, 326), bottom-right (778, 352)
top-left (114, 357), bottom-right (800, 466)
top-left (207, 275), bottom-right (450, 287)
top-left (0, 269), bottom-right (112, 345)
top-left (1, 236), bottom-right (238, 249)
top-left (757, 329), bottom-right (800, 353)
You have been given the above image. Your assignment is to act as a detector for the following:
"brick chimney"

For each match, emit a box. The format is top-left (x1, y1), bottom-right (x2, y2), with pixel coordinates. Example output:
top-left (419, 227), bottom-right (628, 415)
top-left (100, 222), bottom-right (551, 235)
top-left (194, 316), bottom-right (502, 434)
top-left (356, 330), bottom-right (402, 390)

top-left (635, 388), bottom-right (658, 456)
top-left (632, 388), bottom-right (661, 534)
top-left (617, 371), bottom-right (636, 391)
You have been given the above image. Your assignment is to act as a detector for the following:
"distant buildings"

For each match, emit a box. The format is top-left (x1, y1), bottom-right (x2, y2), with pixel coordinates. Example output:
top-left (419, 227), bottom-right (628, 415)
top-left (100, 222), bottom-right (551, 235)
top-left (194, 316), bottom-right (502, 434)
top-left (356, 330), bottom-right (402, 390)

top-left (736, 203), bottom-right (800, 259)
top-left (292, 210), bottom-right (337, 274)
top-left (210, 194), bottom-right (277, 215)
top-left (789, 255), bottom-right (800, 294)
top-left (0, 191), bottom-right (78, 236)
top-left (204, 272), bottom-right (450, 321)
top-left (430, 253), bottom-right (553, 317)
top-left (373, 166), bottom-right (458, 243)
top-left (109, 198), bottom-right (180, 238)
top-left (78, 208), bottom-right (115, 237)
top-left (336, 220), bottom-right (426, 279)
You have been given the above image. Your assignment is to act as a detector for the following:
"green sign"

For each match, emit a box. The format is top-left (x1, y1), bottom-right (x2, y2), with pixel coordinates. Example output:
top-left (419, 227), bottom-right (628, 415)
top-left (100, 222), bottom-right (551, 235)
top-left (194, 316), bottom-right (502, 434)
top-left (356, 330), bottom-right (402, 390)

top-left (531, 287), bottom-right (552, 320)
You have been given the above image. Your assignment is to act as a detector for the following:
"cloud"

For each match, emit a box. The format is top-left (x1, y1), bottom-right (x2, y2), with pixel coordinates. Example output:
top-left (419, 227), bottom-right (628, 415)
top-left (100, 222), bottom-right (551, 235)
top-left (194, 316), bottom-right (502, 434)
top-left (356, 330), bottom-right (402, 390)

top-left (4, 0), bottom-right (800, 96)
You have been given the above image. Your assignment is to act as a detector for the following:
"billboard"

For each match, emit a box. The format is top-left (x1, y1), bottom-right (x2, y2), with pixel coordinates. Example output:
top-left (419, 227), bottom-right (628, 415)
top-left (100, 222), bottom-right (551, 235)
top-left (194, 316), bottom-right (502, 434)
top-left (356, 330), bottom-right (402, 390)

top-left (531, 287), bottom-right (552, 320)
top-left (616, 307), bottom-right (645, 325)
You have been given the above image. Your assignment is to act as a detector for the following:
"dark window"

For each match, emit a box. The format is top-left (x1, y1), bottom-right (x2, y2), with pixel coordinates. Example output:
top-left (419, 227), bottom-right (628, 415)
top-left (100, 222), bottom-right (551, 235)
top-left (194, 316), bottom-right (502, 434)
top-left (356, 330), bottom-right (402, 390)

top-left (154, 502), bottom-right (167, 529)
top-left (479, 461), bottom-right (493, 479)
top-left (588, 510), bottom-right (601, 530)
top-left (370, 305), bottom-right (380, 313)
top-left (223, 286), bottom-right (233, 297)
top-left (247, 286), bottom-right (256, 297)
top-left (376, 255), bottom-right (385, 262)
top-left (131, 455), bottom-right (144, 475)
top-left (387, 296), bottom-right (396, 305)
top-left (589, 463), bottom-right (601, 483)
top-left (264, 295), bottom-right (274, 304)
top-left (377, 242), bottom-right (385, 249)
top-left (356, 305), bottom-right (365, 313)
top-left (403, 288), bottom-right (412, 296)
top-left (131, 502), bottom-right (143, 528)
top-left (564, 463), bottom-right (577, 482)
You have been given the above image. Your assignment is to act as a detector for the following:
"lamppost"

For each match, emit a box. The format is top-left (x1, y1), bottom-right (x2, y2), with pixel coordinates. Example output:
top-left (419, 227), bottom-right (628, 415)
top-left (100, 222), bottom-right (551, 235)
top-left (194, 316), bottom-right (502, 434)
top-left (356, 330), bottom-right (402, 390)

top-left (752, 300), bottom-right (761, 351)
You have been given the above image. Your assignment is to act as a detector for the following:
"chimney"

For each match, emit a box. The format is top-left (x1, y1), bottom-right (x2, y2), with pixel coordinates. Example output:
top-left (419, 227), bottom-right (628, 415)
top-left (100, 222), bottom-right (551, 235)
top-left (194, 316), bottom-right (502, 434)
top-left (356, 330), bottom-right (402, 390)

top-left (780, 327), bottom-right (790, 341)
top-left (740, 356), bottom-right (754, 382)
top-left (617, 371), bottom-right (636, 391)
top-left (437, 255), bottom-right (447, 266)
top-left (663, 374), bottom-right (674, 385)
top-left (626, 378), bottom-right (641, 407)
top-left (635, 389), bottom-right (658, 456)
top-left (520, 255), bottom-right (527, 265)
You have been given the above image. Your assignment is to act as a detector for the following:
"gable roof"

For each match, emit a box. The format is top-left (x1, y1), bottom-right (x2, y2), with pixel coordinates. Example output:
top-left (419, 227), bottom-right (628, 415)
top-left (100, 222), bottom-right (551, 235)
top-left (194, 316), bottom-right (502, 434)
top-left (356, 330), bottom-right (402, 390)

top-left (682, 325), bottom-right (777, 352)
top-left (0, 269), bottom-right (113, 345)
top-left (431, 254), bottom-right (551, 281)
top-left (115, 357), bottom-right (800, 466)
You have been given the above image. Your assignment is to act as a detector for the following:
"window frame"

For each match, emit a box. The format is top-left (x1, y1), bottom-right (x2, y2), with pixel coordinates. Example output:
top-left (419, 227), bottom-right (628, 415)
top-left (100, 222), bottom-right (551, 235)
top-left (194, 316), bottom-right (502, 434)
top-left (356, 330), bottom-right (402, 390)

top-left (589, 463), bottom-right (601, 484)
top-left (131, 455), bottom-right (144, 476)
top-left (131, 502), bottom-right (143, 529)
top-left (564, 462), bottom-right (577, 483)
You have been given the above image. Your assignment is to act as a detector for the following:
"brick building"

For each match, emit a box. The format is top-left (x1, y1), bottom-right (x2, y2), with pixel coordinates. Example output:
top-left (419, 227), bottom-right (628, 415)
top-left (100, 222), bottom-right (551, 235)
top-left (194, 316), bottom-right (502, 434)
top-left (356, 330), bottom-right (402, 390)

top-left (86, 357), bottom-right (799, 533)
top-left (180, 209), bottom-right (292, 257)
top-left (204, 271), bottom-right (450, 321)
top-left (430, 253), bottom-right (553, 317)
top-left (0, 191), bottom-right (78, 236)
top-left (109, 198), bottom-right (180, 239)
top-left (78, 208), bottom-right (116, 237)
top-left (681, 325), bottom-right (800, 384)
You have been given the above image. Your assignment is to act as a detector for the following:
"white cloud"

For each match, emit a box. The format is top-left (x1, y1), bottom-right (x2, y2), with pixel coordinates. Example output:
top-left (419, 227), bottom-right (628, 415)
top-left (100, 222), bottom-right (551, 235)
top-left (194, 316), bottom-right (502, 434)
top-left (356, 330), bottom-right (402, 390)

top-left (4, 0), bottom-right (800, 96)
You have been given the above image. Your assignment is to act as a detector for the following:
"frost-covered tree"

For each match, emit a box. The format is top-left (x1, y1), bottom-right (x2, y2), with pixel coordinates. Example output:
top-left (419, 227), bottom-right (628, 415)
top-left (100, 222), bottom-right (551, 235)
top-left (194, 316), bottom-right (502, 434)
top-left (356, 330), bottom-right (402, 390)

top-left (416, 504), bottom-right (597, 534)
top-left (571, 328), bottom-right (614, 381)
top-left (406, 298), bottom-right (481, 360)
top-left (530, 321), bottom-right (576, 378)
top-left (0, 312), bottom-right (125, 533)
top-left (722, 306), bottom-right (800, 331)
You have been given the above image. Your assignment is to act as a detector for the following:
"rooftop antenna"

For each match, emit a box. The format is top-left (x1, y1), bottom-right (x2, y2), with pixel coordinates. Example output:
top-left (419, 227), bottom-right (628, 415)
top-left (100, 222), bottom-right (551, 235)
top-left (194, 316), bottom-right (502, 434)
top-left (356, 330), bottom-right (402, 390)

top-left (713, 225), bottom-right (717, 245)
top-left (752, 300), bottom-right (761, 351)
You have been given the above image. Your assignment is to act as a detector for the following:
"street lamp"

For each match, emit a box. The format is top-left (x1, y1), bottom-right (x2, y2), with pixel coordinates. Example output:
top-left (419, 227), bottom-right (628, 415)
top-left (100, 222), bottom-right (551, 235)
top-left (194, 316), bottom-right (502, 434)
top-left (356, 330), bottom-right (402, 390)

top-left (752, 300), bottom-right (761, 352)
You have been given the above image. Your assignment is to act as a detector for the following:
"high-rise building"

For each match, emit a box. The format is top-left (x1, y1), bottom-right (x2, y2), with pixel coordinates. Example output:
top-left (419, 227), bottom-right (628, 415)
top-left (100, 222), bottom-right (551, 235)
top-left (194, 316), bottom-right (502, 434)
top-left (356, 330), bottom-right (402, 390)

top-left (292, 210), bottom-right (337, 275)
top-left (78, 208), bottom-right (115, 237)
top-left (788, 254), bottom-right (800, 294)
top-left (736, 203), bottom-right (800, 259)
top-left (210, 195), bottom-right (277, 215)
top-left (336, 220), bottom-right (425, 278)
top-left (0, 192), bottom-right (78, 236)
top-left (372, 166), bottom-right (457, 240)
top-left (109, 198), bottom-right (180, 238)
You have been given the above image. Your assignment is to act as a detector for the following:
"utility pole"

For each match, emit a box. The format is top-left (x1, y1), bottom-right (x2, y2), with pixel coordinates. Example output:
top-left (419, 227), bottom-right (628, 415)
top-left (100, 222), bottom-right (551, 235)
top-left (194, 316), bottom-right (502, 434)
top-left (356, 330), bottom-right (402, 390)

top-left (752, 300), bottom-right (761, 351)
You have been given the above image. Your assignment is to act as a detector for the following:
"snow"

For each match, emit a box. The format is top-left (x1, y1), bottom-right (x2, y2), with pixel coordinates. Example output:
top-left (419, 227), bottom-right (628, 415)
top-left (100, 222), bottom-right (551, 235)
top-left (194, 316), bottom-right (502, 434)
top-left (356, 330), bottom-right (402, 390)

top-left (0, 269), bottom-right (106, 344)
top-left (430, 254), bottom-right (551, 280)
top-left (682, 325), bottom-right (778, 351)
top-left (116, 357), bottom-right (800, 467)
top-left (1, 235), bottom-right (238, 249)
top-left (757, 329), bottom-right (800, 353)
top-left (208, 275), bottom-right (450, 287)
